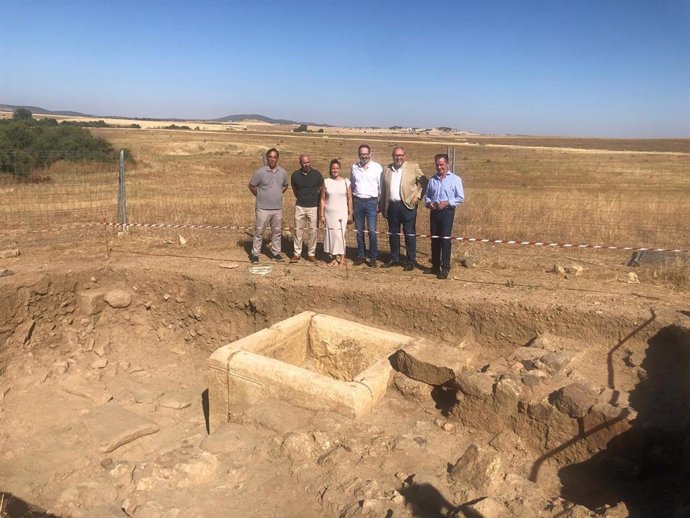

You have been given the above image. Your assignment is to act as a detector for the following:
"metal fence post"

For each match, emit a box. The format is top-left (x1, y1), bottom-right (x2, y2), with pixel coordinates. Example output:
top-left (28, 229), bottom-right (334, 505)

top-left (118, 149), bottom-right (127, 231)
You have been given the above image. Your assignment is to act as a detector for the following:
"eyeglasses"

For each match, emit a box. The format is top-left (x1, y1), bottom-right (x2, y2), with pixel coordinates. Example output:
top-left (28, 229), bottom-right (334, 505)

top-left (393, 154), bottom-right (405, 158)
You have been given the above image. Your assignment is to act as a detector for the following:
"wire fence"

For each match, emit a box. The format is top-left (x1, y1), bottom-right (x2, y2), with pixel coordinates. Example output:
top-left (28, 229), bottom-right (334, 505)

top-left (1, 147), bottom-right (689, 256)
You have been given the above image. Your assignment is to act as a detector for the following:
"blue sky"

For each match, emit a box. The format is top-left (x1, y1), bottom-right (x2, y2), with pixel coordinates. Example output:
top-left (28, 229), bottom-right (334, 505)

top-left (1, 0), bottom-right (688, 137)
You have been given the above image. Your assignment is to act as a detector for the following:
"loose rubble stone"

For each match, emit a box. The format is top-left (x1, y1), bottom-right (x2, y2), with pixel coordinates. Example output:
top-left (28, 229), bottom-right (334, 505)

top-left (461, 257), bottom-right (477, 268)
top-left (392, 338), bottom-right (474, 385)
top-left (92, 357), bottom-right (109, 369)
top-left (78, 290), bottom-right (106, 316)
top-left (393, 373), bottom-right (432, 402)
top-left (158, 392), bottom-right (192, 410)
top-left (522, 369), bottom-right (549, 387)
top-left (464, 496), bottom-right (512, 518)
top-left (624, 350), bottom-right (645, 367)
top-left (626, 272), bottom-right (640, 284)
top-left (565, 264), bottom-right (584, 276)
top-left (134, 445), bottom-right (218, 490)
top-left (281, 432), bottom-right (316, 460)
top-left (549, 264), bottom-right (566, 275)
top-left (0, 268), bottom-right (15, 277)
top-left (509, 346), bottom-right (549, 362)
top-left (52, 361), bottom-right (70, 376)
top-left (455, 372), bottom-right (495, 399)
top-left (549, 383), bottom-right (598, 418)
top-left (493, 378), bottom-right (522, 410)
top-left (489, 429), bottom-right (525, 454)
top-left (540, 351), bottom-right (576, 374)
top-left (82, 401), bottom-right (159, 453)
top-left (0, 247), bottom-right (20, 258)
top-left (54, 481), bottom-right (119, 517)
top-left (104, 289), bottom-right (132, 308)
top-left (482, 357), bottom-right (511, 375)
top-left (450, 443), bottom-right (502, 492)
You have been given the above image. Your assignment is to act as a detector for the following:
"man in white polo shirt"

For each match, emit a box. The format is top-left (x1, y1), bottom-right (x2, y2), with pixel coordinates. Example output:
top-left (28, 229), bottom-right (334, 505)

top-left (350, 144), bottom-right (383, 268)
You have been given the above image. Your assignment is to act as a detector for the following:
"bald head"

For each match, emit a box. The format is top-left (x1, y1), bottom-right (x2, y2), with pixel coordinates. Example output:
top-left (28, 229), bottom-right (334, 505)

top-left (299, 154), bottom-right (312, 173)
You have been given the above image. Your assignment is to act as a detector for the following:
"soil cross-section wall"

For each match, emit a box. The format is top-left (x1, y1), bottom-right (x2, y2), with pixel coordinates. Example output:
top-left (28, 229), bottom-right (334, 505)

top-left (1, 259), bottom-right (687, 518)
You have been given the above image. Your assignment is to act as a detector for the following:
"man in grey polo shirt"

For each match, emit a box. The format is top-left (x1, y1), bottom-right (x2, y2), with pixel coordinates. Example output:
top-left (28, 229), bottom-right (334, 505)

top-left (248, 148), bottom-right (288, 263)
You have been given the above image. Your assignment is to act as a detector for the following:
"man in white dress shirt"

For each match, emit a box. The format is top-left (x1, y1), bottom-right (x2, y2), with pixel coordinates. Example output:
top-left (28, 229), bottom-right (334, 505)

top-left (350, 144), bottom-right (383, 268)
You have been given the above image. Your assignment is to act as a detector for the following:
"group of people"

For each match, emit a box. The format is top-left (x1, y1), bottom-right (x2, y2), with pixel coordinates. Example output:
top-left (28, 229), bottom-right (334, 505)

top-left (247, 145), bottom-right (464, 279)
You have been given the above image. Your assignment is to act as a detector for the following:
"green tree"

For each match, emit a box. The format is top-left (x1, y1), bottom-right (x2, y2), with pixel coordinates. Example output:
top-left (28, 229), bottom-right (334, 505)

top-left (13, 108), bottom-right (33, 121)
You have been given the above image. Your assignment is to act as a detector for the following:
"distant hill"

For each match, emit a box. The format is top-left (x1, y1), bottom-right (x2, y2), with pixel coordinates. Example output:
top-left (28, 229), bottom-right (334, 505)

top-left (0, 104), bottom-right (329, 126)
top-left (0, 104), bottom-right (91, 117)
top-left (213, 113), bottom-right (296, 124)
top-left (212, 113), bottom-right (330, 126)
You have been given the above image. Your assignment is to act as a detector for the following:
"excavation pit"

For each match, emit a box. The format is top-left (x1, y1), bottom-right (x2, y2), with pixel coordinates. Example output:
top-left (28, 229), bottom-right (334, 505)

top-left (208, 311), bottom-right (415, 431)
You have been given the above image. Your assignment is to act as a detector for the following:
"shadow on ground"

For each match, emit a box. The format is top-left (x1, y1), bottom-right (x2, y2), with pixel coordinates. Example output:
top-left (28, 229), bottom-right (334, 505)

top-left (559, 324), bottom-right (690, 517)
top-left (0, 492), bottom-right (61, 518)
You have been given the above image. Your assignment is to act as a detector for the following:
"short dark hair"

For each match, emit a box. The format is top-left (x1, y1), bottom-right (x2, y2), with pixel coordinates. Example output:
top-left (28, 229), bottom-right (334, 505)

top-left (329, 158), bottom-right (341, 173)
top-left (266, 148), bottom-right (279, 158)
top-left (358, 144), bottom-right (370, 155)
top-left (434, 153), bottom-right (449, 163)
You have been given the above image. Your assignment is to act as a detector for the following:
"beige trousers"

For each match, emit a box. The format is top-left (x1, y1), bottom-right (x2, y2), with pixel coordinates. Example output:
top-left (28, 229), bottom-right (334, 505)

top-left (293, 205), bottom-right (318, 257)
top-left (252, 208), bottom-right (283, 256)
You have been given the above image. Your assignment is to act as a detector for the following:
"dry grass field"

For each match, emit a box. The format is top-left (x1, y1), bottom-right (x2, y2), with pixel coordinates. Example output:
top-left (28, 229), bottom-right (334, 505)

top-left (1, 119), bottom-right (688, 284)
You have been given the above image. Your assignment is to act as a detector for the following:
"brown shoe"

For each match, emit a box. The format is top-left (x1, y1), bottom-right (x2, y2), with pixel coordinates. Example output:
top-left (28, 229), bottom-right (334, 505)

top-left (290, 256), bottom-right (301, 263)
top-left (306, 256), bottom-right (316, 263)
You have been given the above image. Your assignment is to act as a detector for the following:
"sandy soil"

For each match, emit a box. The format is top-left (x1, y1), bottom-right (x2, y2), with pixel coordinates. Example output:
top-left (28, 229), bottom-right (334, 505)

top-left (0, 236), bottom-right (689, 517)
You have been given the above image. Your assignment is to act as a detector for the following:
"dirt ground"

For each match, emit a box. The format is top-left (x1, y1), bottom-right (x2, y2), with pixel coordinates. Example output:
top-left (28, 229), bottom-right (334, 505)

top-left (1, 234), bottom-right (689, 518)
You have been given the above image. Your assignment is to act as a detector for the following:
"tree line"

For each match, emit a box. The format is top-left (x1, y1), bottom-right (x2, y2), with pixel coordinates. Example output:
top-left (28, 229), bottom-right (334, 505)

top-left (0, 109), bottom-right (131, 174)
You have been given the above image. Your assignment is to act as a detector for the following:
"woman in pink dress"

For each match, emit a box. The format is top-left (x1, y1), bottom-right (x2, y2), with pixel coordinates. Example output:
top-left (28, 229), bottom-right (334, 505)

top-left (320, 159), bottom-right (353, 267)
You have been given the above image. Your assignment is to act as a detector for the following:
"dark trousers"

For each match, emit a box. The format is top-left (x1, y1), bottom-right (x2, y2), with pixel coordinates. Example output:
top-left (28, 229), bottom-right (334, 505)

top-left (387, 201), bottom-right (417, 263)
top-left (430, 207), bottom-right (455, 271)
top-left (354, 197), bottom-right (378, 260)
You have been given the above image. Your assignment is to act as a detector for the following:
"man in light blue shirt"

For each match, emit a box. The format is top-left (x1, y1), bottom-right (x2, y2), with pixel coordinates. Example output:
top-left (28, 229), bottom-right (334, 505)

top-left (423, 153), bottom-right (464, 279)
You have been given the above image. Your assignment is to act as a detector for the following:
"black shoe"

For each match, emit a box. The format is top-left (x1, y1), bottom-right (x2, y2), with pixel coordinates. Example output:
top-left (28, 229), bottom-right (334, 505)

top-left (437, 269), bottom-right (449, 280)
top-left (424, 266), bottom-right (440, 275)
top-left (381, 260), bottom-right (401, 268)
top-left (250, 254), bottom-right (259, 264)
top-left (353, 258), bottom-right (366, 266)
top-left (369, 259), bottom-right (378, 269)
top-left (403, 262), bottom-right (415, 272)
top-left (271, 253), bottom-right (285, 262)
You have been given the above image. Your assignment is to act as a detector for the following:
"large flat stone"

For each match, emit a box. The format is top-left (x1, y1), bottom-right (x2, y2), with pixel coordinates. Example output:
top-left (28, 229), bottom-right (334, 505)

top-left (82, 401), bottom-right (159, 453)
top-left (391, 339), bottom-right (474, 386)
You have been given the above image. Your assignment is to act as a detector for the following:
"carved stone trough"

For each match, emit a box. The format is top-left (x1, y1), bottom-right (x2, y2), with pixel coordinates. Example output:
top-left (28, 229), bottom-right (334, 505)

top-left (208, 311), bottom-right (414, 432)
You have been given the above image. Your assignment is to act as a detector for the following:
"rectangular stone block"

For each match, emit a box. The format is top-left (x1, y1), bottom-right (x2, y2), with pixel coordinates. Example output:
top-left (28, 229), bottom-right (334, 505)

top-left (78, 290), bottom-right (106, 316)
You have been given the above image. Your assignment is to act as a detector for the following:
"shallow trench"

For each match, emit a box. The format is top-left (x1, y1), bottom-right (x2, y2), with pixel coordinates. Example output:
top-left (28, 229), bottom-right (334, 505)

top-left (1, 264), bottom-right (688, 517)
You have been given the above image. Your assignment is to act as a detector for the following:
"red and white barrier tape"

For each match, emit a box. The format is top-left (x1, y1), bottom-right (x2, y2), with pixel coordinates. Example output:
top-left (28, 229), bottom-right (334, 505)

top-left (2, 221), bottom-right (686, 254)
top-left (112, 222), bottom-right (687, 254)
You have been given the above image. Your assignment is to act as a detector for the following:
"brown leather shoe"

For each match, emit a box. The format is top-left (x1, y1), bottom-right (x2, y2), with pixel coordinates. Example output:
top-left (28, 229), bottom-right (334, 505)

top-left (290, 256), bottom-right (301, 263)
top-left (306, 256), bottom-right (316, 263)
